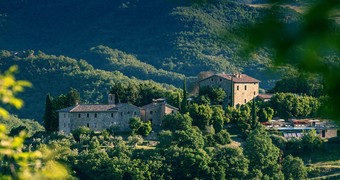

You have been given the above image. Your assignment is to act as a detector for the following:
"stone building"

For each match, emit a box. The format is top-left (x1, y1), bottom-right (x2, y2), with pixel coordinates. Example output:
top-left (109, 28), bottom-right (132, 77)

top-left (58, 95), bottom-right (178, 133)
top-left (140, 98), bottom-right (178, 130)
top-left (198, 73), bottom-right (260, 107)
top-left (58, 94), bottom-right (140, 133)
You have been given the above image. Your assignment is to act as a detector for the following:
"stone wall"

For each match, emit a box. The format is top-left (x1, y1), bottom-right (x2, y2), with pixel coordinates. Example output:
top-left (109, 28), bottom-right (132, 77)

top-left (199, 75), bottom-right (259, 107)
top-left (59, 103), bottom-right (140, 133)
top-left (233, 82), bottom-right (259, 106)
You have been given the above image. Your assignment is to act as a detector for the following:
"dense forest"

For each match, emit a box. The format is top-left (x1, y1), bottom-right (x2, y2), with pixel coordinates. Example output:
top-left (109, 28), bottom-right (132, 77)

top-left (0, 0), bottom-right (305, 121)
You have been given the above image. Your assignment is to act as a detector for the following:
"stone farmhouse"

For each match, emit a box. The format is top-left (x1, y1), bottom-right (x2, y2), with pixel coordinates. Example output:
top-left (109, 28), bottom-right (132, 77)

top-left (198, 73), bottom-right (260, 107)
top-left (58, 94), bottom-right (178, 133)
top-left (141, 98), bottom-right (178, 130)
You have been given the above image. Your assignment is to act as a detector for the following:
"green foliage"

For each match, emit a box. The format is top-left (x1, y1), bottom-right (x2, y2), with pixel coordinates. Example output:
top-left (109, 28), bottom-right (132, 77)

top-left (246, 0), bottom-right (340, 121)
top-left (270, 93), bottom-right (320, 119)
top-left (173, 127), bottom-right (205, 149)
top-left (162, 112), bottom-right (192, 131)
top-left (0, 51), bottom-right (180, 121)
top-left (71, 126), bottom-right (92, 142)
top-left (189, 103), bottom-right (213, 130)
top-left (88, 45), bottom-right (185, 86)
top-left (214, 129), bottom-right (231, 145)
top-left (210, 105), bottom-right (227, 132)
top-left (282, 155), bottom-right (307, 180)
top-left (163, 146), bottom-right (211, 179)
top-left (43, 94), bottom-right (54, 132)
top-left (181, 79), bottom-right (188, 113)
top-left (0, 115), bottom-right (44, 137)
top-left (129, 117), bottom-right (152, 137)
top-left (245, 127), bottom-right (283, 179)
top-left (211, 147), bottom-right (249, 179)
top-left (0, 66), bottom-right (31, 119)
top-left (258, 107), bottom-right (274, 122)
top-left (271, 72), bottom-right (324, 97)
top-left (198, 86), bottom-right (226, 105)
top-left (137, 121), bottom-right (152, 137)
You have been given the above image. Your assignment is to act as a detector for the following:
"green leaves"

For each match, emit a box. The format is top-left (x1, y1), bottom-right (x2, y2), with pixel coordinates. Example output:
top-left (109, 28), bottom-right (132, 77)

top-left (0, 66), bottom-right (31, 119)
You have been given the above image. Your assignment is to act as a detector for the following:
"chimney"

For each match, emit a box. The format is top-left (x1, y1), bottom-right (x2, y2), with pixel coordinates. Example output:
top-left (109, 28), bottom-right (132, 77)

top-left (108, 94), bottom-right (115, 104)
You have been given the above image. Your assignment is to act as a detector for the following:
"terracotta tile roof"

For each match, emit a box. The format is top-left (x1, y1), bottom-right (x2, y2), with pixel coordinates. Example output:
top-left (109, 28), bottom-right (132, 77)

top-left (216, 74), bottom-right (260, 83)
top-left (141, 102), bottom-right (178, 110)
top-left (57, 104), bottom-right (118, 112)
top-left (257, 94), bottom-right (274, 99)
top-left (198, 74), bottom-right (260, 83)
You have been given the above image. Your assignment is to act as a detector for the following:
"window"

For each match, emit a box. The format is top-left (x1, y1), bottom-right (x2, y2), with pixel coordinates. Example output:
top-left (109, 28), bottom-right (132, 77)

top-left (245, 85), bottom-right (247, 90)
top-left (172, 110), bottom-right (175, 113)
top-left (237, 86), bottom-right (239, 90)
top-left (127, 111), bottom-right (130, 114)
top-left (254, 91), bottom-right (256, 95)
top-left (94, 113), bottom-right (97, 118)
top-left (64, 123), bottom-right (66, 128)
top-left (244, 99), bottom-right (246, 103)
top-left (220, 78), bottom-right (222, 81)
top-left (111, 113), bottom-right (114, 117)
top-left (78, 114), bottom-right (81, 118)
top-left (94, 123), bottom-right (97, 128)
top-left (121, 112), bottom-right (123, 116)
top-left (218, 85), bottom-right (221, 88)
top-left (149, 119), bottom-right (153, 124)
top-left (134, 111), bottom-right (136, 115)
top-left (87, 113), bottom-right (89, 118)
top-left (150, 111), bottom-right (153, 115)
top-left (211, 78), bottom-right (213, 81)
top-left (86, 123), bottom-right (89, 127)
top-left (64, 114), bottom-right (66, 118)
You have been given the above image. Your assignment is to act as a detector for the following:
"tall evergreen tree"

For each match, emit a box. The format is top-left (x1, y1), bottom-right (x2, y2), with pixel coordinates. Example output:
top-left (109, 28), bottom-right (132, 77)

top-left (181, 79), bottom-right (187, 113)
top-left (66, 88), bottom-right (80, 106)
top-left (43, 94), bottom-right (54, 132)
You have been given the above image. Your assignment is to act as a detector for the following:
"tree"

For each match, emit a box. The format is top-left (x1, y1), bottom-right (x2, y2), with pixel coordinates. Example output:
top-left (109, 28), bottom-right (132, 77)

top-left (181, 79), bottom-right (188, 113)
top-left (214, 129), bottom-right (231, 145)
top-left (210, 106), bottom-right (227, 133)
top-left (71, 126), bottom-right (92, 141)
top-left (0, 66), bottom-right (31, 119)
top-left (199, 86), bottom-right (226, 105)
top-left (129, 117), bottom-right (143, 133)
top-left (282, 155), bottom-right (307, 180)
top-left (173, 127), bottom-right (205, 149)
top-left (129, 117), bottom-right (152, 136)
top-left (0, 66), bottom-right (67, 179)
top-left (163, 146), bottom-right (211, 180)
top-left (244, 127), bottom-right (283, 179)
top-left (211, 147), bottom-right (249, 179)
top-left (43, 94), bottom-right (54, 132)
top-left (301, 129), bottom-right (323, 152)
top-left (189, 103), bottom-right (213, 130)
top-left (162, 112), bottom-right (192, 131)
top-left (66, 88), bottom-right (80, 106)
top-left (137, 121), bottom-right (152, 137)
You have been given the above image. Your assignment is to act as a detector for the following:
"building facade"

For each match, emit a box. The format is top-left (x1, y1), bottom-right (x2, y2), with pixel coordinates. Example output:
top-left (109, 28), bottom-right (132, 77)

top-left (198, 73), bottom-right (260, 107)
top-left (140, 98), bottom-right (178, 130)
top-left (58, 95), bottom-right (177, 133)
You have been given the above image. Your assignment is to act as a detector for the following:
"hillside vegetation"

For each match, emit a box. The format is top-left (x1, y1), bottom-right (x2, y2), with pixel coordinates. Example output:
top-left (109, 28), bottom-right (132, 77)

top-left (0, 50), bottom-right (180, 121)
top-left (0, 0), bottom-right (300, 84)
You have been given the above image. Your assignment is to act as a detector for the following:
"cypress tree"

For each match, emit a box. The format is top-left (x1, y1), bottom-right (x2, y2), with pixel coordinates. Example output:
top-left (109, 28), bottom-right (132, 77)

top-left (43, 94), bottom-right (53, 132)
top-left (181, 79), bottom-right (187, 113)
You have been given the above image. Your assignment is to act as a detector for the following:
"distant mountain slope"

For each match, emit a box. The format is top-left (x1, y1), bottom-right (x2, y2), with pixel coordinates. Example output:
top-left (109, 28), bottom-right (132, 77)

top-left (0, 0), bottom-right (300, 79)
top-left (0, 50), bottom-right (179, 121)
top-left (86, 45), bottom-right (185, 86)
